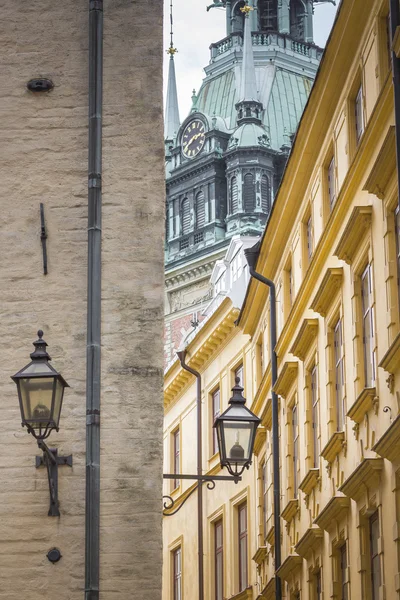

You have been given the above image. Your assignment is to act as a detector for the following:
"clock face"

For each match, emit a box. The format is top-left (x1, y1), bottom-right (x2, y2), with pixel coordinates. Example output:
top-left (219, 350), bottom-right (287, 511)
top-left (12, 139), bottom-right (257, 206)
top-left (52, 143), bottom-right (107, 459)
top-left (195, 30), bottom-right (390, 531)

top-left (182, 119), bottom-right (206, 158)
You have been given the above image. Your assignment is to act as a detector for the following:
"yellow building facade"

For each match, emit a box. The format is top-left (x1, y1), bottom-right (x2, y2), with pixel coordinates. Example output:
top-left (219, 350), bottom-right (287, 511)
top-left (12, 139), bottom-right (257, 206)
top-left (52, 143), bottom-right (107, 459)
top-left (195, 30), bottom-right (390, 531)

top-left (163, 1), bottom-right (400, 599)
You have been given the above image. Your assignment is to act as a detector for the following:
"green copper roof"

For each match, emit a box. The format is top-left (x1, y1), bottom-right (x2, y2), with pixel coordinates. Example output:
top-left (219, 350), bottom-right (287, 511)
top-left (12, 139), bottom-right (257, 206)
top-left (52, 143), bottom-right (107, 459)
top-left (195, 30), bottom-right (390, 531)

top-left (196, 66), bottom-right (313, 151)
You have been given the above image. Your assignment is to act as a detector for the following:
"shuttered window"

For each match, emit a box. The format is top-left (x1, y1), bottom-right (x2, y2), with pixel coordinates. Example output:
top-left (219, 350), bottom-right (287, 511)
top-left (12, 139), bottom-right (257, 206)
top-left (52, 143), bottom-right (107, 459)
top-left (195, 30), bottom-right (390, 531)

top-left (181, 198), bottom-right (191, 235)
top-left (230, 177), bottom-right (238, 213)
top-left (243, 173), bottom-right (255, 212)
top-left (195, 191), bottom-right (205, 229)
top-left (261, 174), bottom-right (271, 213)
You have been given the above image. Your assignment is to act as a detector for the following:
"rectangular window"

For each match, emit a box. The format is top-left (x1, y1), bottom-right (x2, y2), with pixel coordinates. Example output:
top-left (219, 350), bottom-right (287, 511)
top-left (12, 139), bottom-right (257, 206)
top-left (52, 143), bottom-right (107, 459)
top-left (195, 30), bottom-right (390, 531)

top-left (355, 85), bottom-right (364, 142)
top-left (340, 544), bottom-right (348, 600)
top-left (334, 318), bottom-right (345, 431)
top-left (289, 267), bottom-right (294, 306)
top-left (173, 547), bottom-right (182, 600)
top-left (215, 520), bottom-right (223, 600)
top-left (311, 366), bottom-right (319, 468)
top-left (173, 429), bottom-right (180, 489)
top-left (262, 461), bottom-right (268, 542)
top-left (307, 214), bottom-right (313, 261)
top-left (395, 206), bottom-right (400, 309)
top-left (238, 503), bottom-right (248, 592)
top-left (235, 364), bottom-right (244, 387)
top-left (315, 570), bottom-right (322, 600)
top-left (328, 156), bottom-right (336, 209)
top-left (361, 264), bottom-right (376, 387)
top-left (212, 388), bottom-right (221, 455)
top-left (292, 404), bottom-right (299, 498)
top-left (370, 511), bottom-right (381, 600)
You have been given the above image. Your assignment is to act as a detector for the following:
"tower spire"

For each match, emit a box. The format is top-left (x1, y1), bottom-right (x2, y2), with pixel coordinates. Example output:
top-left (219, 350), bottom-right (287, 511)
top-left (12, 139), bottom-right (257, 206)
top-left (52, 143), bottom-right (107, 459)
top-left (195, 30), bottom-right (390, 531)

top-left (164, 0), bottom-right (180, 144)
top-left (235, 2), bottom-right (263, 125)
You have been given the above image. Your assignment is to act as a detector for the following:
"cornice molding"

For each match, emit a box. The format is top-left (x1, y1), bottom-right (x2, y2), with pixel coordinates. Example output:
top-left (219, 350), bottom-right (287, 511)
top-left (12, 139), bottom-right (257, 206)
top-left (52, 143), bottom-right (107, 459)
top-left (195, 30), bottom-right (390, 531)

top-left (339, 458), bottom-right (384, 502)
top-left (290, 319), bottom-right (319, 361)
top-left (295, 526), bottom-right (324, 559)
top-left (372, 414), bottom-right (400, 462)
top-left (310, 268), bottom-right (343, 317)
top-left (253, 546), bottom-right (268, 565)
top-left (261, 577), bottom-right (276, 600)
top-left (334, 206), bottom-right (372, 265)
top-left (253, 426), bottom-right (267, 456)
top-left (228, 587), bottom-right (253, 600)
top-left (273, 361), bottom-right (298, 398)
top-left (314, 496), bottom-right (350, 531)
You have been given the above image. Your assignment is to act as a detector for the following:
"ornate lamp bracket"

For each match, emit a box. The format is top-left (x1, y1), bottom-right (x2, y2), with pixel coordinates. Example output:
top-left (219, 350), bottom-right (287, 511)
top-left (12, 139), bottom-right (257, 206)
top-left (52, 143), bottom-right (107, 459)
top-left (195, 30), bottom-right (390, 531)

top-left (36, 442), bottom-right (73, 516)
top-left (162, 473), bottom-right (241, 516)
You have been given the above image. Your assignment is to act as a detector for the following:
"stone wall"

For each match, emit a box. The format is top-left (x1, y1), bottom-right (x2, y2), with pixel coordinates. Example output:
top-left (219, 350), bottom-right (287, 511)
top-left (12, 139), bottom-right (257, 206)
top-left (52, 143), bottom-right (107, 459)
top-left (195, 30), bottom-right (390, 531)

top-left (0, 2), bottom-right (164, 599)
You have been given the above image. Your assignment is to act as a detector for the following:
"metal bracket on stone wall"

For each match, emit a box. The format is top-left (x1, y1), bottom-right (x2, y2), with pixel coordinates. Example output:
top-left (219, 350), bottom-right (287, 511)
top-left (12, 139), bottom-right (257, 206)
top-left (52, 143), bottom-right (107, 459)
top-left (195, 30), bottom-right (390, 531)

top-left (35, 444), bottom-right (73, 516)
top-left (40, 203), bottom-right (48, 275)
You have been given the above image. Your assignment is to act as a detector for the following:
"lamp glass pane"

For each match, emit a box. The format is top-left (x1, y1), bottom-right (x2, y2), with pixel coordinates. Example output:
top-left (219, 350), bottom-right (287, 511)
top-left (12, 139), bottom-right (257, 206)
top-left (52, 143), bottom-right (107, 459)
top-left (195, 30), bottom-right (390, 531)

top-left (19, 377), bottom-right (55, 428)
top-left (222, 421), bottom-right (253, 463)
top-left (53, 378), bottom-right (65, 427)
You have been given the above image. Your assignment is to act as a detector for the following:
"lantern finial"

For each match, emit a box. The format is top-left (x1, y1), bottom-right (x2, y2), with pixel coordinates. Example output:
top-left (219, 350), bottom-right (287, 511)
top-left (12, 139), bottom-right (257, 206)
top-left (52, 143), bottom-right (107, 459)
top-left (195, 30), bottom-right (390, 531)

top-left (30, 329), bottom-right (51, 361)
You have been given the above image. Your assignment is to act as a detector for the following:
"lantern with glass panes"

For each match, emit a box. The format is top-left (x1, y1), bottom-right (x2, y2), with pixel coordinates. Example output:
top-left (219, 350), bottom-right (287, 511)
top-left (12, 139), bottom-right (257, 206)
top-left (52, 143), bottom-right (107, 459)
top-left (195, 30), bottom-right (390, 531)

top-left (214, 377), bottom-right (260, 478)
top-left (11, 330), bottom-right (72, 516)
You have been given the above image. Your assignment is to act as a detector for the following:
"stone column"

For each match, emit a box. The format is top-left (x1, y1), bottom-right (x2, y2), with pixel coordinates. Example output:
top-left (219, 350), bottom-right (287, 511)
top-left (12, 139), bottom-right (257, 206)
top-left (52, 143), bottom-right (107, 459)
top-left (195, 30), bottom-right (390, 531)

top-left (278, 0), bottom-right (290, 35)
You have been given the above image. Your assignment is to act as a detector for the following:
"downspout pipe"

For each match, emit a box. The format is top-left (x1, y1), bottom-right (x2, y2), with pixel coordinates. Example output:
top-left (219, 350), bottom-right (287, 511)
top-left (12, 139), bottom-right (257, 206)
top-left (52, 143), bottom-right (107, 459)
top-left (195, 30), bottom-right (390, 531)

top-left (177, 350), bottom-right (204, 600)
top-left (85, 1), bottom-right (103, 599)
top-left (390, 0), bottom-right (400, 213)
top-left (244, 244), bottom-right (282, 600)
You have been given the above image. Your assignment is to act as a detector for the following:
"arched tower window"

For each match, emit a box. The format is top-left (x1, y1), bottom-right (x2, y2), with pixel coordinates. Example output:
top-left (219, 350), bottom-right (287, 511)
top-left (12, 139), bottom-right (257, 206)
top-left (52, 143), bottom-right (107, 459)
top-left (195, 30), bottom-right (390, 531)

top-left (243, 173), bottom-right (256, 212)
top-left (261, 175), bottom-right (271, 213)
top-left (290, 0), bottom-right (306, 41)
top-left (230, 177), bottom-right (238, 214)
top-left (259, 0), bottom-right (278, 32)
top-left (231, 0), bottom-right (245, 34)
top-left (181, 198), bottom-right (191, 235)
top-left (195, 191), bottom-right (205, 229)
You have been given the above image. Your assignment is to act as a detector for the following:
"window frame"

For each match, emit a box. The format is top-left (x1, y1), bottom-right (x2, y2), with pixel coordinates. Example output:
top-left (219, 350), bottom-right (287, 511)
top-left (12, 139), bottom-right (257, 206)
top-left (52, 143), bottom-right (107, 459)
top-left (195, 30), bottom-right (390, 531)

top-left (238, 502), bottom-right (248, 592)
top-left (354, 83), bottom-right (365, 144)
top-left (214, 519), bottom-right (224, 600)
top-left (310, 364), bottom-right (319, 469)
top-left (369, 510), bottom-right (381, 600)
top-left (172, 427), bottom-right (180, 490)
top-left (360, 262), bottom-right (376, 388)
top-left (333, 317), bottom-right (345, 431)
top-left (172, 546), bottom-right (182, 600)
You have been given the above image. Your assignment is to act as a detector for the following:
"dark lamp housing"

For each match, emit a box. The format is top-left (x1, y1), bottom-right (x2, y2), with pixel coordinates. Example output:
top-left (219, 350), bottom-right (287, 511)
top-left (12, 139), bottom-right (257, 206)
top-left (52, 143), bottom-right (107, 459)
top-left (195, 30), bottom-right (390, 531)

top-left (11, 330), bottom-right (69, 441)
top-left (27, 78), bottom-right (53, 93)
top-left (214, 377), bottom-right (260, 478)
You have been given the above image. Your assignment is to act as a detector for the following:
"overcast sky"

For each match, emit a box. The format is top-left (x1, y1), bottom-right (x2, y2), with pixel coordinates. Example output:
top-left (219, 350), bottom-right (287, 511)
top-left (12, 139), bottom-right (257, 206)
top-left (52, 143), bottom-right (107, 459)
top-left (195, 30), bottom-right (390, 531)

top-left (163, 1), bottom-right (339, 120)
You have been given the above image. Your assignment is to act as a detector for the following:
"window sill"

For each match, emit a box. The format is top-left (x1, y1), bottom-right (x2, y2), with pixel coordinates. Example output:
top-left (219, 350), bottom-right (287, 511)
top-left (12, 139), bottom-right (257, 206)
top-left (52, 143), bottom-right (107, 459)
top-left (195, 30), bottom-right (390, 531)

top-left (281, 498), bottom-right (299, 523)
top-left (295, 525), bottom-right (324, 558)
top-left (338, 457), bottom-right (384, 502)
top-left (228, 586), bottom-right (253, 600)
top-left (252, 546), bottom-right (268, 565)
top-left (372, 413), bottom-right (400, 462)
top-left (299, 467), bottom-right (320, 497)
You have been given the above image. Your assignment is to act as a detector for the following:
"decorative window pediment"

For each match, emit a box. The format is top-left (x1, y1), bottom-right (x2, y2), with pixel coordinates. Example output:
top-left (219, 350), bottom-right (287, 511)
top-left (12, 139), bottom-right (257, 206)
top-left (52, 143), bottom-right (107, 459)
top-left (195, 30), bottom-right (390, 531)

top-left (281, 498), bottom-right (299, 523)
top-left (338, 458), bottom-right (384, 502)
top-left (334, 206), bottom-right (372, 264)
top-left (276, 554), bottom-right (302, 582)
top-left (347, 387), bottom-right (377, 424)
top-left (273, 361), bottom-right (298, 398)
top-left (379, 332), bottom-right (400, 374)
top-left (314, 496), bottom-right (350, 532)
top-left (261, 577), bottom-right (276, 600)
top-left (261, 397), bottom-right (272, 430)
top-left (295, 526), bottom-right (324, 559)
top-left (320, 431), bottom-right (345, 464)
top-left (228, 587), bottom-right (253, 600)
top-left (290, 319), bottom-right (319, 361)
top-left (363, 126), bottom-right (396, 199)
top-left (253, 546), bottom-right (268, 565)
top-left (299, 468), bottom-right (320, 497)
top-left (253, 426), bottom-right (266, 456)
top-left (310, 268), bottom-right (343, 317)
top-left (372, 414), bottom-right (400, 462)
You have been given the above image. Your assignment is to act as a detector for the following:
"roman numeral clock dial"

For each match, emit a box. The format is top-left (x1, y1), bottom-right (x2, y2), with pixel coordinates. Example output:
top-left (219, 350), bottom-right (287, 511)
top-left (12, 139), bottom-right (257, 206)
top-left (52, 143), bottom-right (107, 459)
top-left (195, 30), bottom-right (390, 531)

top-left (182, 119), bottom-right (205, 159)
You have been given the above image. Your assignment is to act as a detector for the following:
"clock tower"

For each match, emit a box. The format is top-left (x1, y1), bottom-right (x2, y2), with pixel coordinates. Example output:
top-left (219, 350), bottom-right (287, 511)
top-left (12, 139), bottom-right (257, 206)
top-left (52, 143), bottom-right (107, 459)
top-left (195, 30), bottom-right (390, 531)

top-left (164, 0), bottom-right (330, 366)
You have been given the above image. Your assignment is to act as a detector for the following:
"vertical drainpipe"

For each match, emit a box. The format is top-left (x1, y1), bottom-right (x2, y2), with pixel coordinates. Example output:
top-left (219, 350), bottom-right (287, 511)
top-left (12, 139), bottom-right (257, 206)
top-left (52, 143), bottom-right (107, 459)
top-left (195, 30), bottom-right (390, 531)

top-left (244, 244), bottom-right (282, 600)
top-left (176, 350), bottom-right (204, 600)
top-left (85, 1), bottom-right (103, 599)
top-left (390, 0), bottom-right (400, 213)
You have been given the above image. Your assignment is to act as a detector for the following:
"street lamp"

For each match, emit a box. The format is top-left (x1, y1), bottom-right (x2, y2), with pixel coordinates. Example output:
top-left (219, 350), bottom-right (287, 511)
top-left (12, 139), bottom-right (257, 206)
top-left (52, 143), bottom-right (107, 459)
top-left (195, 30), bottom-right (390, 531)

top-left (214, 377), bottom-right (260, 478)
top-left (11, 330), bottom-right (72, 516)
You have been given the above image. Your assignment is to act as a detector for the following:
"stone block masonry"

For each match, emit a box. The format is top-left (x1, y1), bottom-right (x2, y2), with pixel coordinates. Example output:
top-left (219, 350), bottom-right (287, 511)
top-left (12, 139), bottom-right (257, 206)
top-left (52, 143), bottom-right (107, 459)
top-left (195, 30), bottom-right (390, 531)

top-left (0, 2), bottom-right (164, 599)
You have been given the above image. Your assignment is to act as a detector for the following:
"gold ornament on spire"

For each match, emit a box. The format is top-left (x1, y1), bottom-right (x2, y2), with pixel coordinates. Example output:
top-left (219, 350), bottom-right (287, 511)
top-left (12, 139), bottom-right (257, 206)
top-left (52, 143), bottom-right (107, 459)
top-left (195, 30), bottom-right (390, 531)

top-left (240, 4), bottom-right (253, 15)
top-left (166, 46), bottom-right (178, 56)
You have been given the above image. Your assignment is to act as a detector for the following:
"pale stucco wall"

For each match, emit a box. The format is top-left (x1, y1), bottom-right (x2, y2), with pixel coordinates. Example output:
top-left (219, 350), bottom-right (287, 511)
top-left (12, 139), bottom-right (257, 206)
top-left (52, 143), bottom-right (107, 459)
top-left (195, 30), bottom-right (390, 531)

top-left (0, 2), bottom-right (164, 599)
